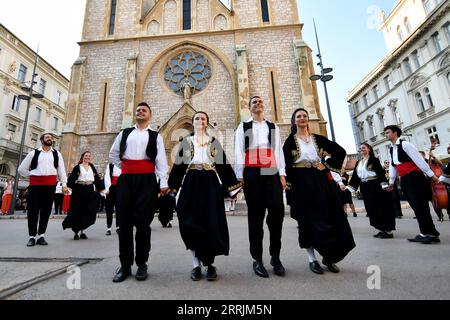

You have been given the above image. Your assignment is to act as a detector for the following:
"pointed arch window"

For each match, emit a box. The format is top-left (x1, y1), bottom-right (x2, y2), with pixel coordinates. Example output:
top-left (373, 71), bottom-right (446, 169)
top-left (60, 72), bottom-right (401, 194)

top-left (108, 0), bottom-right (117, 35)
top-left (183, 0), bottom-right (191, 30)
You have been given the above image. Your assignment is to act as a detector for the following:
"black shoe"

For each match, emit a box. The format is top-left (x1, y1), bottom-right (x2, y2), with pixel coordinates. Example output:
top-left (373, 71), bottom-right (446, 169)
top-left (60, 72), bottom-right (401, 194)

top-left (105, 230), bottom-right (112, 236)
top-left (408, 234), bottom-right (439, 244)
top-left (378, 232), bottom-right (394, 239)
top-left (309, 261), bottom-right (324, 275)
top-left (206, 266), bottom-right (218, 281)
top-left (191, 267), bottom-right (202, 281)
top-left (26, 238), bottom-right (36, 247)
top-left (253, 260), bottom-right (269, 278)
top-left (135, 264), bottom-right (148, 281)
top-left (73, 233), bottom-right (79, 240)
top-left (116, 228), bottom-right (120, 234)
top-left (322, 258), bottom-right (340, 273)
top-left (270, 257), bottom-right (286, 276)
top-left (36, 237), bottom-right (48, 246)
top-left (353, 213), bottom-right (357, 217)
top-left (373, 232), bottom-right (383, 238)
top-left (112, 266), bottom-right (132, 283)
top-left (80, 233), bottom-right (88, 240)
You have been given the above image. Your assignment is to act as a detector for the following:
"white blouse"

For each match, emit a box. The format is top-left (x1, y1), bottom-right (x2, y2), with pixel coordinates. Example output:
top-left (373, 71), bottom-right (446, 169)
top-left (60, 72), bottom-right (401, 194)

top-left (295, 137), bottom-right (321, 163)
top-left (190, 137), bottom-right (213, 165)
top-left (356, 158), bottom-right (377, 180)
top-left (77, 165), bottom-right (95, 182)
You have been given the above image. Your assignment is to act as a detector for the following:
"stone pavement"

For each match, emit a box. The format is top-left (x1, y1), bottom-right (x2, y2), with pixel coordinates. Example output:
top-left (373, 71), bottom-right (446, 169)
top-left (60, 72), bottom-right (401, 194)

top-left (0, 199), bottom-right (449, 301)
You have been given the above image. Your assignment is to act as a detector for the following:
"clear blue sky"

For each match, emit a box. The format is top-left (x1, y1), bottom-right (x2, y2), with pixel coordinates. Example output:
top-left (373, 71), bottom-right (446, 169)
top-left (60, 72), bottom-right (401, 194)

top-left (299, 0), bottom-right (397, 152)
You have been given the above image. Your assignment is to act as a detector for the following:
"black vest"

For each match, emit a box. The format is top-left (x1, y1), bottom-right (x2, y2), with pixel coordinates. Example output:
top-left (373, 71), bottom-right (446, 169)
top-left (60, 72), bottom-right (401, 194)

top-left (29, 149), bottom-right (59, 171)
top-left (109, 163), bottom-right (114, 178)
top-left (119, 128), bottom-right (158, 162)
top-left (243, 121), bottom-right (276, 151)
top-left (390, 139), bottom-right (413, 166)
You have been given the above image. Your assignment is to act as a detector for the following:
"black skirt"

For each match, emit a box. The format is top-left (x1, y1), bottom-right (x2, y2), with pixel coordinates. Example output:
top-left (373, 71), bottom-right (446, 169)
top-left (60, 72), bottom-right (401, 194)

top-left (341, 189), bottom-right (353, 204)
top-left (360, 179), bottom-right (396, 232)
top-left (176, 170), bottom-right (229, 264)
top-left (289, 168), bottom-right (356, 263)
top-left (62, 184), bottom-right (98, 233)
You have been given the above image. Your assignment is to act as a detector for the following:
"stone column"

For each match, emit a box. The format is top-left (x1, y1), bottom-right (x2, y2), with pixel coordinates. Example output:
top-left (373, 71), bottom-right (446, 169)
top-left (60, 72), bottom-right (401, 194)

top-left (122, 53), bottom-right (138, 129)
top-left (236, 44), bottom-right (251, 122)
top-left (61, 57), bottom-right (86, 170)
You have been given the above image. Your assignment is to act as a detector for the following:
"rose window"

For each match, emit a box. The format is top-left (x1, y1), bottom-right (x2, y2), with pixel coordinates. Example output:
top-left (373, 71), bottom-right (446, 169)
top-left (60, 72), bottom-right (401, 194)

top-left (164, 51), bottom-right (212, 96)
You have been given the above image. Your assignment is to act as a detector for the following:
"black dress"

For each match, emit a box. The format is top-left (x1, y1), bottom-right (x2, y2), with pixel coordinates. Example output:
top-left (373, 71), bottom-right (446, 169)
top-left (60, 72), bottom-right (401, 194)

top-left (168, 135), bottom-right (242, 266)
top-left (349, 157), bottom-right (396, 233)
top-left (283, 134), bottom-right (356, 263)
top-left (62, 164), bottom-right (104, 233)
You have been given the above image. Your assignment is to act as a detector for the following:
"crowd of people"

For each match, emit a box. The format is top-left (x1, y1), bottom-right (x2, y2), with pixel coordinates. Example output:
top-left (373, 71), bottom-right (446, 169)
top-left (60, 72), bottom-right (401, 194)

top-left (9, 97), bottom-right (449, 283)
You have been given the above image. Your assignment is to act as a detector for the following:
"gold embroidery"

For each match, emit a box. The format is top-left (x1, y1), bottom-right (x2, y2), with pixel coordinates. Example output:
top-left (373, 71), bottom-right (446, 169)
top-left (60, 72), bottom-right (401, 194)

top-left (228, 182), bottom-right (243, 192)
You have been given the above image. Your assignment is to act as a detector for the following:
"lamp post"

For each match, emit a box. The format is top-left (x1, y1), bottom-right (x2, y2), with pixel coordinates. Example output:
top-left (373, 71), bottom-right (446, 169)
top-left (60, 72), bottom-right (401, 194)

top-left (9, 48), bottom-right (44, 215)
top-left (309, 19), bottom-right (336, 142)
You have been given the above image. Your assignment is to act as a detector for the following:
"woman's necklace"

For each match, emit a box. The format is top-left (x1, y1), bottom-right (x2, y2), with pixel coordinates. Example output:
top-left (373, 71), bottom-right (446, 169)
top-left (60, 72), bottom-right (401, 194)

top-left (297, 133), bottom-right (311, 144)
top-left (194, 135), bottom-right (209, 147)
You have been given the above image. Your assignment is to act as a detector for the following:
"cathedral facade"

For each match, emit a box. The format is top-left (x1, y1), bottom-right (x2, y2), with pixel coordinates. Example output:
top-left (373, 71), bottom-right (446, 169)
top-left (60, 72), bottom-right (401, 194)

top-left (61, 0), bottom-right (327, 170)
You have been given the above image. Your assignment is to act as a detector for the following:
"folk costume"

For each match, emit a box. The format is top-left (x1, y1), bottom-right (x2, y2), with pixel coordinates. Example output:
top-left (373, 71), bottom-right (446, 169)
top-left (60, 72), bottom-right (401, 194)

top-left (234, 119), bottom-right (286, 265)
top-left (283, 133), bottom-right (355, 264)
top-left (169, 135), bottom-right (242, 266)
top-left (109, 125), bottom-right (169, 270)
top-left (348, 156), bottom-right (396, 237)
top-left (62, 163), bottom-right (104, 236)
top-left (18, 147), bottom-right (67, 244)
top-left (389, 139), bottom-right (439, 241)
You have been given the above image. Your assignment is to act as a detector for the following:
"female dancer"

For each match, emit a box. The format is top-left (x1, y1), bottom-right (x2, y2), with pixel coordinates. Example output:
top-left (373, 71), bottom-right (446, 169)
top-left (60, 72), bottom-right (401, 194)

top-left (168, 112), bottom-right (242, 281)
top-left (63, 151), bottom-right (104, 239)
top-left (283, 108), bottom-right (355, 275)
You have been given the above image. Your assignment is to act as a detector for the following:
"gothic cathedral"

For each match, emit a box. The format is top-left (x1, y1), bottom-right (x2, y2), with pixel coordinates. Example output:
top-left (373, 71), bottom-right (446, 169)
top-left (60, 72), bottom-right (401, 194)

top-left (61, 0), bottom-right (327, 169)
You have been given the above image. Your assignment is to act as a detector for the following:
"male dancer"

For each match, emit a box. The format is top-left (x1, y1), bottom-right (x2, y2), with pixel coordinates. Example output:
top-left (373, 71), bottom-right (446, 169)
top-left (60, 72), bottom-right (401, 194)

top-left (109, 102), bottom-right (169, 282)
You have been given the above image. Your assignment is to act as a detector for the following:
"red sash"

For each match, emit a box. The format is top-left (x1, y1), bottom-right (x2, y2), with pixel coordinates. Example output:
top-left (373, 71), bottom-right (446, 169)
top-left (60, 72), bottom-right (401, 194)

top-left (397, 162), bottom-right (421, 177)
top-left (29, 175), bottom-right (57, 186)
top-left (245, 149), bottom-right (277, 168)
top-left (111, 176), bottom-right (119, 186)
top-left (122, 160), bottom-right (155, 174)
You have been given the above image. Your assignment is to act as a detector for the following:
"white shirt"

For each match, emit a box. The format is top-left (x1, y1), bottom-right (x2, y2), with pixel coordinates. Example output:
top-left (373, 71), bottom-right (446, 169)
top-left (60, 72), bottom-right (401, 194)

top-left (77, 165), bottom-right (95, 182)
top-left (388, 139), bottom-right (434, 185)
top-left (234, 119), bottom-right (286, 180)
top-left (104, 164), bottom-right (122, 191)
top-left (109, 125), bottom-right (169, 188)
top-left (295, 137), bottom-right (321, 163)
top-left (190, 137), bottom-right (213, 165)
top-left (356, 157), bottom-right (377, 181)
top-left (18, 147), bottom-right (68, 187)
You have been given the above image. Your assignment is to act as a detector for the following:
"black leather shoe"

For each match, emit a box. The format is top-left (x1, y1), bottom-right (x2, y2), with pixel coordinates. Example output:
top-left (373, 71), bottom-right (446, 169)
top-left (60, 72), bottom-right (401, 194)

top-left (309, 261), bottom-right (324, 275)
top-left (80, 233), bottom-right (88, 240)
top-left (36, 237), bottom-right (48, 245)
top-left (26, 238), bottom-right (36, 247)
top-left (73, 233), bottom-right (79, 240)
top-left (105, 230), bottom-right (111, 236)
top-left (421, 235), bottom-right (440, 244)
top-left (112, 266), bottom-right (131, 283)
top-left (191, 267), bottom-right (202, 281)
top-left (135, 264), bottom-right (148, 281)
top-left (270, 257), bottom-right (286, 276)
top-left (373, 232), bottom-right (383, 238)
top-left (378, 232), bottom-right (394, 239)
top-left (322, 259), bottom-right (340, 273)
top-left (253, 260), bottom-right (269, 278)
top-left (206, 266), bottom-right (218, 281)
top-left (408, 234), bottom-right (425, 243)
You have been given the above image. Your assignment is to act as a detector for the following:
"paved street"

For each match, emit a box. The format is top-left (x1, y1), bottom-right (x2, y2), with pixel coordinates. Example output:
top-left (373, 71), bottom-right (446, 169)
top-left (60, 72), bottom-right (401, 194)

top-left (0, 199), bottom-right (449, 300)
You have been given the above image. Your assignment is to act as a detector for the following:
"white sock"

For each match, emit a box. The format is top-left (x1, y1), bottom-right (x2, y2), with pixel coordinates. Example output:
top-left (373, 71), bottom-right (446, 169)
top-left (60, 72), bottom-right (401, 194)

top-left (191, 250), bottom-right (201, 268)
top-left (38, 234), bottom-right (45, 239)
top-left (30, 236), bottom-right (36, 240)
top-left (306, 248), bottom-right (317, 263)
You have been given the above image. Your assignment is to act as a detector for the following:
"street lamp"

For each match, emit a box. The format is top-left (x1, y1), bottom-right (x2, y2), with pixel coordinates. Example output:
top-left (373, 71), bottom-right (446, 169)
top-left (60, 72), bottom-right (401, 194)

top-left (309, 19), bottom-right (336, 142)
top-left (9, 47), bottom-right (44, 215)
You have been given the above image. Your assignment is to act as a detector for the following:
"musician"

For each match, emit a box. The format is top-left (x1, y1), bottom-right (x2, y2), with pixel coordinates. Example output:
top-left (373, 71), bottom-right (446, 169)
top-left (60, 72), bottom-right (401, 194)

top-left (419, 151), bottom-right (444, 222)
top-left (385, 125), bottom-right (440, 244)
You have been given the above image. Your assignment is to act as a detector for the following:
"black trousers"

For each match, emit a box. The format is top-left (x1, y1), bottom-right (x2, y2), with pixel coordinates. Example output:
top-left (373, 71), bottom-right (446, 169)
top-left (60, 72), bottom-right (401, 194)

top-left (27, 185), bottom-right (56, 237)
top-left (54, 193), bottom-right (63, 215)
top-left (243, 167), bottom-right (284, 261)
top-left (401, 171), bottom-right (439, 237)
top-left (116, 173), bottom-right (158, 267)
top-left (105, 185), bottom-right (117, 229)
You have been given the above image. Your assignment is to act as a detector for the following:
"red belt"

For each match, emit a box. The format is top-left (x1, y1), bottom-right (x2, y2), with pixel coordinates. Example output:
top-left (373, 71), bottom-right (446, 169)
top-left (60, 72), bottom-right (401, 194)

top-left (29, 175), bottom-right (57, 186)
top-left (122, 160), bottom-right (155, 174)
top-left (111, 176), bottom-right (119, 186)
top-left (397, 162), bottom-right (421, 177)
top-left (245, 149), bottom-right (277, 168)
